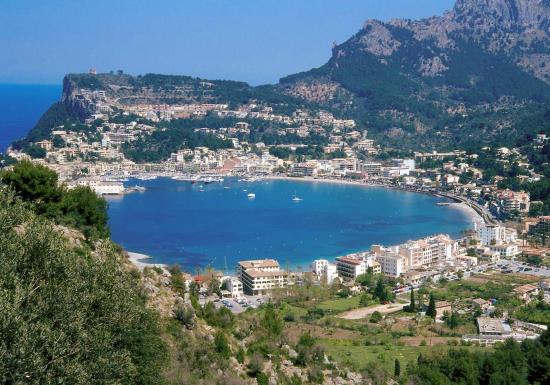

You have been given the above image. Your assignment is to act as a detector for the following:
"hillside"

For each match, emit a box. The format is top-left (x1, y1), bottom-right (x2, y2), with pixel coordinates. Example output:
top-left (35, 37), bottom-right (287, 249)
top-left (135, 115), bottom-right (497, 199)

top-left (278, 0), bottom-right (550, 150)
top-left (12, 0), bottom-right (550, 154)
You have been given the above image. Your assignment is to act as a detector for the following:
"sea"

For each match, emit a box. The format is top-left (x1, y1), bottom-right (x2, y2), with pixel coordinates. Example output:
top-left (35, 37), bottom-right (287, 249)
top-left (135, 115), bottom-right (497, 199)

top-left (107, 178), bottom-right (472, 271)
top-left (0, 84), bottom-right (61, 153)
top-left (0, 84), bottom-right (472, 272)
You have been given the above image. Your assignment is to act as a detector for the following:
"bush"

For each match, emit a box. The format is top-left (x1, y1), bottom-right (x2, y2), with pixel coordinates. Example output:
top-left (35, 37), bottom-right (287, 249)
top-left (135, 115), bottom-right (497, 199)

top-left (173, 304), bottom-right (195, 329)
top-left (370, 311), bottom-right (383, 323)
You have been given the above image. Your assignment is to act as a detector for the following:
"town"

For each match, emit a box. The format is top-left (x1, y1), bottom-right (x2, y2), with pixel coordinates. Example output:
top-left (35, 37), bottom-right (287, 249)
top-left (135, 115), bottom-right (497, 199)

top-left (4, 77), bottom-right (550, 380)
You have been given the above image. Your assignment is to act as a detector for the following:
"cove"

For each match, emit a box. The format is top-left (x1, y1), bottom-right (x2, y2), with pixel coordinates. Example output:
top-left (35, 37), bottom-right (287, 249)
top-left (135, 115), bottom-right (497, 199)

top-left (107, 177), bottom-right (472, 271)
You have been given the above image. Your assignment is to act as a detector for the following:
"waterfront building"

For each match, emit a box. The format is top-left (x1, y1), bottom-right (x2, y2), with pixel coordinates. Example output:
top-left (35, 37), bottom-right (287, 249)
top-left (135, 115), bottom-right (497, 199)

top-left (236, 259), bottom-right (288, 295)
top-left (69, 178), bottom-right (125, 195)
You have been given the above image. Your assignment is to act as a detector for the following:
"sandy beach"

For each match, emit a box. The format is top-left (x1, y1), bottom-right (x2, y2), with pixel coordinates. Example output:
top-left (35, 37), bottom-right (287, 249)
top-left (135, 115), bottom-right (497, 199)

top-left (127, 251), bottom-right (167, 271)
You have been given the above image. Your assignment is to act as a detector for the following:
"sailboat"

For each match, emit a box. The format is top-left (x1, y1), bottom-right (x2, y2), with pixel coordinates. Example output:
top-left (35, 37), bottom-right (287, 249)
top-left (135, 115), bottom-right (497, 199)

top-left (292, 191), bottom-right (302, 202)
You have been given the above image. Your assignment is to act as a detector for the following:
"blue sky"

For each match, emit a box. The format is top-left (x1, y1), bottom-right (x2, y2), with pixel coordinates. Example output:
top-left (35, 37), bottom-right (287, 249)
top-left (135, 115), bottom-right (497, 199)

top-left (1, 0), bottom-right (455, 85)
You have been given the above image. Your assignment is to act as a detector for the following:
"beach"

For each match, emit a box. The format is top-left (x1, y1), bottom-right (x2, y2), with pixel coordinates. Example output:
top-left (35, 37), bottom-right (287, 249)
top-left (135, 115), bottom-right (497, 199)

top-left (127, 251), bottom-right (167, 271)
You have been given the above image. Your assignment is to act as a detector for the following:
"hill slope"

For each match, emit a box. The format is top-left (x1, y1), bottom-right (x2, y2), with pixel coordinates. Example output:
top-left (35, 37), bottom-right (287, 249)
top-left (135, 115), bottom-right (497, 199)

top-left (278, 0), bottom-right (550, 149)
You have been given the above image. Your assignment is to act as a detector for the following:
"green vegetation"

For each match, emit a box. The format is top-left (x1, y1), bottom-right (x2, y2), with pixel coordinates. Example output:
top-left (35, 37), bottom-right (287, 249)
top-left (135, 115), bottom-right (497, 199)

top-left (1, 161), bottom-right (109, 239)
top-left (0, 187), bottom-right (166, 384)
top-left (411, 335), bottom-right (550, 385)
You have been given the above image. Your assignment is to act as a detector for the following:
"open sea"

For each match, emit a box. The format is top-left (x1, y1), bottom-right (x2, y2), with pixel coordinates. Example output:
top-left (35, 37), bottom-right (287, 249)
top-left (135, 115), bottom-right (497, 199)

top-left (107, 178), bottom-right (472, 271)
top-left (0, 84), bottom-right (61, 153)
top-left (0, 84), bottom-right (472, 272)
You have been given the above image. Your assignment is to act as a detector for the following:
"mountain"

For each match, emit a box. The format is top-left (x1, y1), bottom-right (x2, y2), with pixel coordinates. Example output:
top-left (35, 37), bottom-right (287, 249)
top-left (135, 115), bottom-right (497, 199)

top-left (14, 0), bottom-right (550, 153)
top-left (278, 0), bottom-right (550, 149)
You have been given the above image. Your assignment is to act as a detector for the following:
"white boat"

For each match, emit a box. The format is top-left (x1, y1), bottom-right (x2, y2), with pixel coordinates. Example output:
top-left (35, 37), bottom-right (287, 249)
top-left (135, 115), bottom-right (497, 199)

top-left (223, 186), bottom-right (230, 189)
top-left (292, 191), bottom-right (302, 202)
top-left (247, 193), bottom-right (256, 199)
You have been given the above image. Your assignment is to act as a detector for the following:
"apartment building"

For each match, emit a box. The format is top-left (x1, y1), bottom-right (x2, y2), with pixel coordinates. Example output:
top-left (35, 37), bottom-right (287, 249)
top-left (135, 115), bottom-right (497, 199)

top-left (477, 224), bottom-right (517, 246)
top-left (398, 234), bottom-right (458, 269)
top-left (237, 259), bottom-right (288, 295)
top-left (371, 245), bottom-right (406, 277)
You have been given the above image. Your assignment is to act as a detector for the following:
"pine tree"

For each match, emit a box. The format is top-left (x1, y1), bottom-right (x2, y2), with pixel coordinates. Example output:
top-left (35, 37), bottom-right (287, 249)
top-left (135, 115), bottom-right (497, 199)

top-left (394, 358), bottom-right (401, 377)
top-left (410, 288), bottom-right (416, 311)
top-left (427, 293), bottom-right (437, 319)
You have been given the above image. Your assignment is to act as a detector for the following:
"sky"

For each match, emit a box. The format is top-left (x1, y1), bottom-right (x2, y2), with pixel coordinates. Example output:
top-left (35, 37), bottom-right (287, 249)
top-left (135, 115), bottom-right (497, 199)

top-left (0, 0), bottom-right (456, 86)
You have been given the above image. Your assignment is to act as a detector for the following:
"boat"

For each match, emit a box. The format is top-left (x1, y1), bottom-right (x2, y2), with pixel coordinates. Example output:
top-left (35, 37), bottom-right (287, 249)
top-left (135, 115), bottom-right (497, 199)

top-left (247, 193), bottom-right (256, 199)
top-left (223, 186), bottom-right (230, 189)
top-left (292, 191), bottom-right (302, 202)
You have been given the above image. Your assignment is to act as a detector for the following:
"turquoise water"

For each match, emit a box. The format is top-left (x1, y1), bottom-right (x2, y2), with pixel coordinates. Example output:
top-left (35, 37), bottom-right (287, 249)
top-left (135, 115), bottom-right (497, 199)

top-left (107, 178), bottom-right (471, 271)
top-left (0, 84), bottom-right (61, 152)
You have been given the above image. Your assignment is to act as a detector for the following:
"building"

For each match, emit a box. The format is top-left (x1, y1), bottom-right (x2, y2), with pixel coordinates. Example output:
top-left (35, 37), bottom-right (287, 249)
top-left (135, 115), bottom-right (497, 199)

top-left (434, 301), bottom-right (452, 321)
top-left (237, 259), bottom-right (288, 295)
top-left (335, 256), bottom-right (367, 280)
top-left (513, 284), bottom-right (539, 302)
top-left (476, 224), bottom-right (517, 246)
top-left (70, 178), bottom-right (125, 195)
top-left (360, 162), bottom-right (382, 176)
top-left (497, 190), bottom-right (530, 215)
top-left (476, 317), bottom-right (512, 340)
top-left (310, 259), bottom-right (339, 284)
top-left (398, 234), bottom-right (458, 269)
top-left (226, 278), bottom-right (244, 298)
top-left (489, 243), bottom-right (519, 258)
top-left (372, 246), bottom-right (406, 277)
top-left (291, 163), bottom-right (317, 177)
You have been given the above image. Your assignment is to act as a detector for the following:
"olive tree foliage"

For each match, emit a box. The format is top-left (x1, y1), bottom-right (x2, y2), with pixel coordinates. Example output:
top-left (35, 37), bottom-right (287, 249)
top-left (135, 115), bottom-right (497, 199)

top-left (0, 188), bottom-right (166, 385)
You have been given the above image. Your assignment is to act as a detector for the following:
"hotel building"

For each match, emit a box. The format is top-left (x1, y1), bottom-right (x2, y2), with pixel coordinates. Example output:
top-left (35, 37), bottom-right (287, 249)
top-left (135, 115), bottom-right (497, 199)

top-left (237, 259), bottom-right (288, 295)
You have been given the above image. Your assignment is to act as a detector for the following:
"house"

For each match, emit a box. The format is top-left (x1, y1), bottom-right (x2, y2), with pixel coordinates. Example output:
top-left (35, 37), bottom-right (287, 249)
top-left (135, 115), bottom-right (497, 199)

top-left (435, 301), bottom-right (452, 321)
top-left (477, 317), bottom-right (512, 337)
top-left (513, 284), bottom-right (539, 302)
top-left (471, 298), bottom-right (491, 313)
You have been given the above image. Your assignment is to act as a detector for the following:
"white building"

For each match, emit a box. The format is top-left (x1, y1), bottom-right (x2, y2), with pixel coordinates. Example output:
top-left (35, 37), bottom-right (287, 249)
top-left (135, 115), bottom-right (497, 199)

top-left (489, 243), bottom-right (520, 258)
top-left (226, 278), bottom-right (244, 298)
top-left (70, 178), bottom-right (125, 195)
top-left (310, 259), bottom-right (339, 284)
top-left (371, 245), bottom-right (406, 277)
top-left (398, 234), bottom-right (459, 269)
top-left (477, 224), bottom-right (517, 246)
top-left (335, 256), bottom-right (367, 280)
top-left (237, 259), bottom-right (288, 295)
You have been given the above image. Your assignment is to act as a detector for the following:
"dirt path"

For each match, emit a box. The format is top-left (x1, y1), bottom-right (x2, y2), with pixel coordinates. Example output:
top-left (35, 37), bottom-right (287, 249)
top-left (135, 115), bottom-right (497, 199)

top-left (338, 302), bottom-right (408, 320)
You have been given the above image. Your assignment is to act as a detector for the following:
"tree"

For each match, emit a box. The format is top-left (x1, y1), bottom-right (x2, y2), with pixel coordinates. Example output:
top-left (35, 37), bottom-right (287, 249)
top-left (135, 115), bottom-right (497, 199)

top-left (1, 161), bottom-right (109, 239)
top-left (214, 331), bottom-right (231, 359)
top-left (410, 288), bottom-right (416, 312)
top-left (427, 293), bottom-right (437, 319)
top-left (394, 358), bottom-right (401, 377)
top-left (0, 188), bottom-right (166, 384)
top-left (261, 304), bottom-right (283, 336)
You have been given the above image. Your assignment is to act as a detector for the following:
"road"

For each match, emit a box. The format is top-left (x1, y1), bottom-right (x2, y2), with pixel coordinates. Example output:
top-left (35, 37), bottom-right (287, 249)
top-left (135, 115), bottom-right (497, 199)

top-left (338, 302), bottom-right (408, 320)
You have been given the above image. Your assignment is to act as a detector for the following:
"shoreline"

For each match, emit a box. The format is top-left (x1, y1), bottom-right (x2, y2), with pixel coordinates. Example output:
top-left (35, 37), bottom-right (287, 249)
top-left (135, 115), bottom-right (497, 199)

top-left (127, 251), bottom-right (167, 271)
top-left (264, 175), bottom-right (484, 227)
top-left (122, 176), bottom-right (488, 273)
